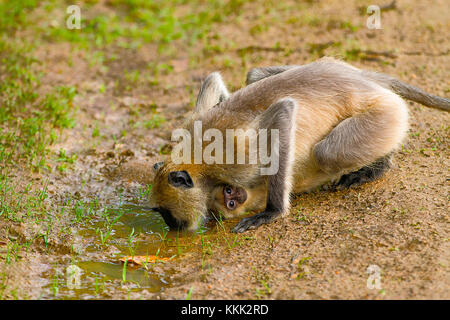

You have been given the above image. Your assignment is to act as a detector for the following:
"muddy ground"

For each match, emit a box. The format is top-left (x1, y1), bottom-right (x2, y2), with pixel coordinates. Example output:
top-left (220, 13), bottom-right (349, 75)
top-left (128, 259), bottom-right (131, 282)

top-left (0, 0), bottom-right (449, 299)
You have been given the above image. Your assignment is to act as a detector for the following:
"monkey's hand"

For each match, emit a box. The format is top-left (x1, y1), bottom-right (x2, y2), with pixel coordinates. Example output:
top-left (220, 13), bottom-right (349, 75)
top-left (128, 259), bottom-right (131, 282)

top-left (233, 98), bottom-right (297, 233)
top-left (232, 211), bottom-right (279, 233)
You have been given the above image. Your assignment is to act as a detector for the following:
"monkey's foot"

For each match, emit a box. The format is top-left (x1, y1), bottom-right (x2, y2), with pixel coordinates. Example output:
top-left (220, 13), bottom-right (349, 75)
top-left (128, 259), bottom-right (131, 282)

top-left (333, 155), bottom-right (392, 190)
top-left (333, 170), bottom-right (375, 190)
top-left (232, 211), bottom-right (278, 233)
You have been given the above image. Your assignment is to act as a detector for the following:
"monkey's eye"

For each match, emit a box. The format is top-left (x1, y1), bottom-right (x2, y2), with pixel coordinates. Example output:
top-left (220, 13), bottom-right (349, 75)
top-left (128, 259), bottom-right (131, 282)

top-left (228, 200), bottom-right (235, 209)
top-left (225, 186), bottom-right (232, 194)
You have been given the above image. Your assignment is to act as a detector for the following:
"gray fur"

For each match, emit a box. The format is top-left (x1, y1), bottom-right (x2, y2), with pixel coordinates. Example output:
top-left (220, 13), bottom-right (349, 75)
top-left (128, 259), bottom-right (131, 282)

top-left (313, 106), bottom-right (402, 174)
top-left (246, 65), bottom-right (298, 85)
top-left (157, 58), bottom-right (448, 232)
top-left (258, 98), bottom-right (297, 212)
top-left (247, 63), bottom-right (449, 111)
top-left (362, 71), bottom-right (450, 111)
top-left (233, 98), bottom-right (297, 233)
top-left (195, 72), bottom-right (230, 114)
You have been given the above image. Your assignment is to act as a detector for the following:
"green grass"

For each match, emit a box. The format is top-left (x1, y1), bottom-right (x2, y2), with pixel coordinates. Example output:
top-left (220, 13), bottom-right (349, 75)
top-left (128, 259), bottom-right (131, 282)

top-left (143, 114), bottom-right (166, 129)
top-left (0, 0), bottom-right (252, 169)
top-left (56, 148), bottom-right (77, 173)
top-left (0, 40), bottom-right (77, 171)
top-left (253, 267), bottom-right (272, 299)
top-left (40, 0), bottom-right (244, 52)
top-left (0, 1), bottom-right (81, 254)
top-left (0, 0), bottom-right (39, 31)
top-left (0, 0), bottom-right (305, 298)
top-left (0, 1), bottom-right (76, 171)
top-left (0, 47), bottom-right (78, 258)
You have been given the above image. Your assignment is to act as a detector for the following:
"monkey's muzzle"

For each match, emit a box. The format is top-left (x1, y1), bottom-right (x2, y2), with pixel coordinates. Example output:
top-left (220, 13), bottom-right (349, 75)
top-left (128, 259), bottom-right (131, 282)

top-left (152, 207), bottom-right (187, 230)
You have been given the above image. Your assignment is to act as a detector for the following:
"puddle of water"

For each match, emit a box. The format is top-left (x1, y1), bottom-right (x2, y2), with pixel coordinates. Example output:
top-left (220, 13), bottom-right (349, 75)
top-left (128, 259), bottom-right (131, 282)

top-left (41, 203), bottom-right (173, 299)
top-left (76, 203), bottom-right (170, 253)
top-left (41, 260), bottom-right (169, 300)
top-left (120, 206), bottom-right (167, 234)
top-left (41, 202), bottom-right (212, 299)
top-left (79, 260), bottom-right (167, 290)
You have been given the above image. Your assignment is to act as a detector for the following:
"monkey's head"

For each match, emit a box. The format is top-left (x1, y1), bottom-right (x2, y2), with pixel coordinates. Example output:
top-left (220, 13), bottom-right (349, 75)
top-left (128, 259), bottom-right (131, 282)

top-left (151, 161), bottom-right (209, 231)
top-left (209, 183), bottom-right (268, 219)
top-left (151, 160), bottom-right (268, 230)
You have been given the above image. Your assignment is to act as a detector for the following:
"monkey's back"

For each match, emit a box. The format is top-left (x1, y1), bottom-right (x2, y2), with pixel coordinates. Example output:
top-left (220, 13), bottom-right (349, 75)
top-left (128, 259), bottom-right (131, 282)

top-left (201, 58), bottom-right (385, 131)
top-left (194, 58), bottom-right (407, 191)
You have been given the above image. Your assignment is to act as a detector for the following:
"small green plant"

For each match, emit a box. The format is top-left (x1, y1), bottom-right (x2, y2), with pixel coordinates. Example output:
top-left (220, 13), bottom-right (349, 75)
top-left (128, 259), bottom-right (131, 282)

top-left (185, 287), bottom-right (194, 300)
top-left (156, 228), bottom-right (169, 241)
top-left (73, 200), bottom-right (95, 223)
top-left (296, 256), bottom-right (311, 279)
top-left (92, 125), bottom-right (100, 138)
top-left (95, 207), bottom-right (124, 246)
top-left (295, 209), bottom-right (313, 223)
top-left (255, 280), bottom-right (271, 299)
top-left (51, 271), bottom-right (59, 297)
top-left (96, 227), bottom-right (112, 246)
top-left (144, 114), bottom-right (166, 129)
top-left (122, 259), bottom-right (127, 283)
top-left (139, 184), bottom-right (152, 199)
top-left (56, 149), bottom-right (77, 172)
top-left (5, 240), bottom-right (21, 264)
top-left (127, 228), bottom-right (138, 256)
top-left (94, 277), bottom-right (105, 296)
top-left (253, 267), bottom-right (272, 298)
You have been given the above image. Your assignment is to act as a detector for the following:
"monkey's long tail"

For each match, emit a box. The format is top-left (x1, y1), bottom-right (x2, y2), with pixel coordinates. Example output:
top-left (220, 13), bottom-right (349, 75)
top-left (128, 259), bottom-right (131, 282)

top-left (363, 71), bottom-right (450, 112)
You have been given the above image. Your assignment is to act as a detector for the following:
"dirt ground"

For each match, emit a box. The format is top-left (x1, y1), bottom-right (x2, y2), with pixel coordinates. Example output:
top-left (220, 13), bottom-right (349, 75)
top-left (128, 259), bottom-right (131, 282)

top-left (0, 0), bottom-right (449, 299)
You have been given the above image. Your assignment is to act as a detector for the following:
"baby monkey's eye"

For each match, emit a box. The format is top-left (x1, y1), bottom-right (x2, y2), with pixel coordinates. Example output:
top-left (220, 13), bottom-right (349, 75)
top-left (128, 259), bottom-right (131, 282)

top-left (222, 185), bottom-right (247, 211)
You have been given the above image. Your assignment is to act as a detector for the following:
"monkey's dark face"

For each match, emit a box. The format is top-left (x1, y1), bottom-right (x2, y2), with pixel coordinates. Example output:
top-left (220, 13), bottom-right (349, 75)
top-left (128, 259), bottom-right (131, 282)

top-left (223, 185), bottom-right (247, 210)
top-left (151, 161), bottom-right (208, 231)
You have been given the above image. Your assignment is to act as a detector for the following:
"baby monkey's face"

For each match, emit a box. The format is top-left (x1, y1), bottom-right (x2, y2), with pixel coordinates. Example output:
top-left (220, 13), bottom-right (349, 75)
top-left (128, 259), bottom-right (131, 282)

top-left (223, 185), bottom-right (247, 210)
top-left (210, 183), bottom-right (267, 219)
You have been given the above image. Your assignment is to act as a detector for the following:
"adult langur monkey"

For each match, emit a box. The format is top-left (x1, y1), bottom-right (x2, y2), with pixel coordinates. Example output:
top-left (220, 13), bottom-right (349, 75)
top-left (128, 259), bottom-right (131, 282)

top-left (151, 57), bottom-right (449, 233)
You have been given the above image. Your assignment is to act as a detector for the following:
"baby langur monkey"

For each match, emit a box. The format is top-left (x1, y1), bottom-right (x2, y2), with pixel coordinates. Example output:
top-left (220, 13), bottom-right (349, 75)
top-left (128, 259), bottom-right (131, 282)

top-left (151, 57), bottom-right (449, 233)
top-left (209, 183), bottom-right (267, 219)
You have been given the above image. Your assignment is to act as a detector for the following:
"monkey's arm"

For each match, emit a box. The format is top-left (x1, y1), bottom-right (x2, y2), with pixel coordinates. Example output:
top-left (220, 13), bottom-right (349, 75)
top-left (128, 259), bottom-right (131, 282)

top-left (232, 98), bottom-right (297, 233)
top-left (246, 65), bottom-right (298, 85)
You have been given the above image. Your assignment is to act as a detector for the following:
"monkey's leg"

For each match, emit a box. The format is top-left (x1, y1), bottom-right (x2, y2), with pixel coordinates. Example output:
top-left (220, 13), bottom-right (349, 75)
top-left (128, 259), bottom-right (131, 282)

top-left (332, 153), bottom-right (392, 190)
top-left (232, 98), bottom-right (297, 233)
top-left (195, 72), bottom-right (230, 114)
top-left (313, 98), bottom-right (408, 183)
top-left (246, 65), bottom-right (298, 85)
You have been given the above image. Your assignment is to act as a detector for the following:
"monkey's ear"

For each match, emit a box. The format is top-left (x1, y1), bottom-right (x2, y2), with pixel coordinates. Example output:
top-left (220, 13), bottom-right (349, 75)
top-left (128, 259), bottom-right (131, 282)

top-left (168, 170), bottom-right (194, 189)
top-left (153, 161), bottom-right (164, 171)
top-left (194, 72), bottom-right (229, 114)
